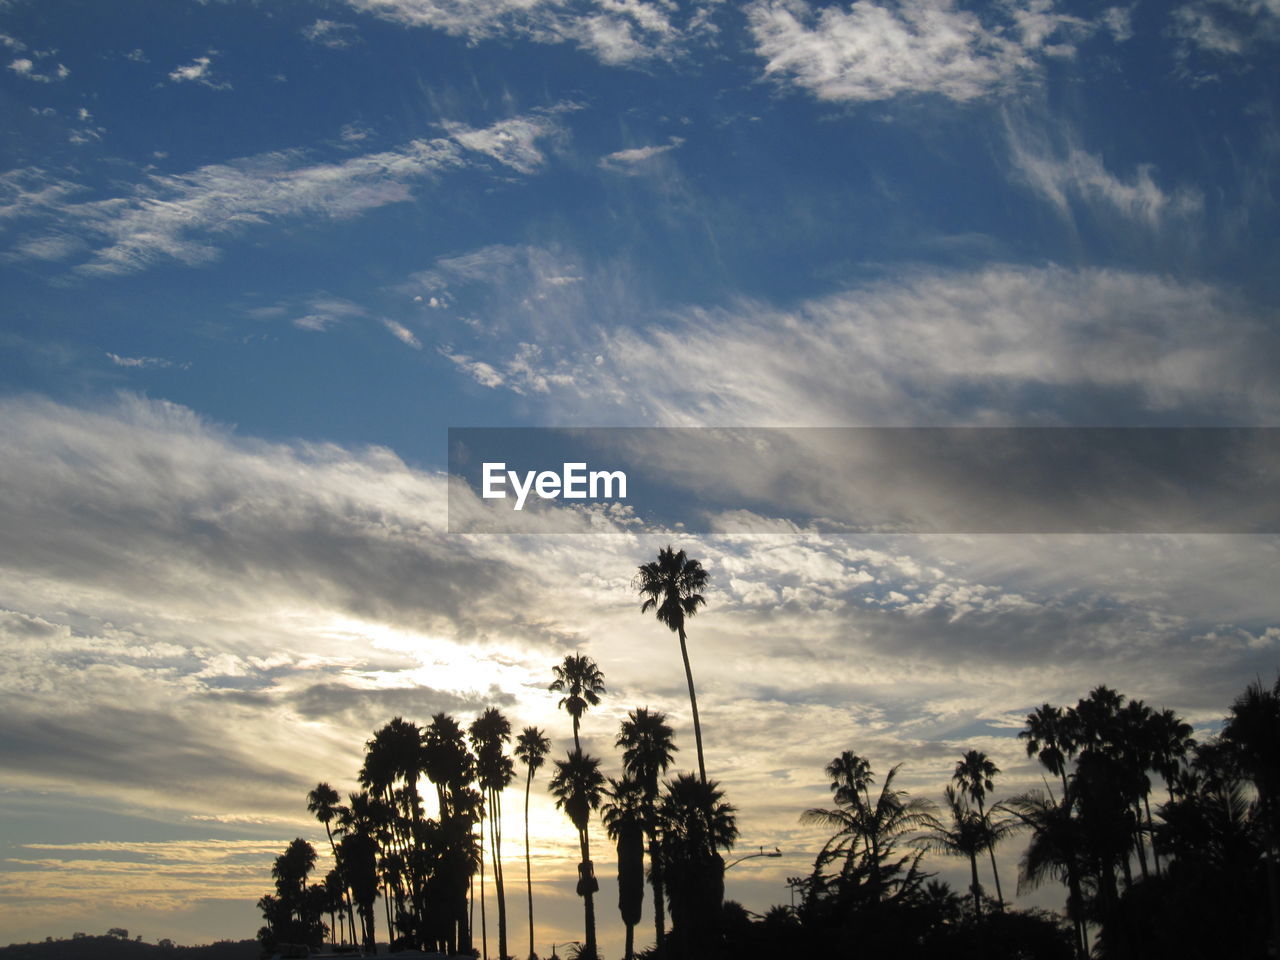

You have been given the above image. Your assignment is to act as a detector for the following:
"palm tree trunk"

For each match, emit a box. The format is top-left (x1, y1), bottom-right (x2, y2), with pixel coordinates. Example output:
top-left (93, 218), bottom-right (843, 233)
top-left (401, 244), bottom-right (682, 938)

top-left (676, 626), bottom-right (707, 786)
top-left (580, 830), bottom-right (597, 960)
top-left (625, 920), bottom-right (634, 960)
top-left (480, 814), bottom-right (489, 960)
top-left (968, 852), bottom-right (982, 918)
top-left (648, 828), bottom-right (666, 956)
top-left (977, 797), bottom-right (1004, 907)
top-left (524, 768), bottom-right (536, 960)
top-left (1143, 793), bottom-right (1162, 876)
top-left (492, 790), bottom-right (508, 960)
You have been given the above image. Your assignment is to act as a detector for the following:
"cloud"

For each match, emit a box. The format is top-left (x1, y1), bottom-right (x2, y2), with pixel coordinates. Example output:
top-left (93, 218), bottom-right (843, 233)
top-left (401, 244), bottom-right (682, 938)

top-left (599, 136), bottom-right (685, 173)
top-left (340, 0), bottom-right (707, 65)
top-left (1171, 0), bottom-right (1280, 58)
top-left (1, 392), bottom-right (1277, 941)
top-left (382, 318), bottom-right (422, 348)
top-left (7, 56), bottom-right (69, 82)
top-left (745, 0), bottom-right (1096, 103)
top-left (3, 111), bottom-right (565, 275)
top-left (414, 255), bottom-right (1280, 428)
top-left (302, 19), bottom-right (362, 49)
top-left (444, 114), bottom-right (564, 174)
top-left (106, 352), bottom-right (174, 368)
top-left (167, 53), bottom-right (229, 89)
top-left (1005, 119), bottom-right (1204, 227)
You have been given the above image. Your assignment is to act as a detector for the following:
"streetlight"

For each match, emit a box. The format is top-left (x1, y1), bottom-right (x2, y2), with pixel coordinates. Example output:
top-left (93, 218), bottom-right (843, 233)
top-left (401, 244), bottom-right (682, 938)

top-left (724, 845), bottom-right (782, 870)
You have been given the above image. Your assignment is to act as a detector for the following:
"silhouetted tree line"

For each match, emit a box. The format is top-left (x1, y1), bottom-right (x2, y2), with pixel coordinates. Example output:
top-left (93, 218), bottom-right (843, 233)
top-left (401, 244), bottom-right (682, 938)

top-left (749, 677), bottom-right (1280, 960)
top-left (254, 545), bottom-right (1278, 960)
top-left (257, 547), bottom-right (738, 960)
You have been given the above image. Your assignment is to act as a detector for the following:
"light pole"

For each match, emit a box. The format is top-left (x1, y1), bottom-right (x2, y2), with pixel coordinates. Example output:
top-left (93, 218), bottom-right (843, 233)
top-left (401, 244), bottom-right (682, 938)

top-left (724, 845), bottom-right (782, 870)
top-left (549, 940), bottom-right (581, 960)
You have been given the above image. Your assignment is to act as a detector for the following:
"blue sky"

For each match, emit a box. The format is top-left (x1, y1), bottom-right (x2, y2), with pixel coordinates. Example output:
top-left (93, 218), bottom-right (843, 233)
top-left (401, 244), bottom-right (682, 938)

top-left (2, 0), bottom-right (1279, 950)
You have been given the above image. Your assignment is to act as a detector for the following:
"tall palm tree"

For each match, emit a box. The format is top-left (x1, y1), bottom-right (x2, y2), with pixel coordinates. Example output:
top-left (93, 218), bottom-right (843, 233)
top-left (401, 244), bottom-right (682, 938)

top-left (634, 546), bottom-right (710, 785)
top-left (515, 727), bottom-right (551, 960)
top-left (916, 786), bottom-right (1011, 918)
top-left (549, 654), bottom-right (606, 752)
top-left (471, 708), bottom-right (515, 960)
top-left (617, 708), bottom-right (677, 954)
top-left (548, 749), bottom-right (606, 960)
top-left (307, 782), bottom-right (357, 945)
top-left (602, 776), bottom-right (647, 960)
top-left (953, 749), bottom-right (1005, 907)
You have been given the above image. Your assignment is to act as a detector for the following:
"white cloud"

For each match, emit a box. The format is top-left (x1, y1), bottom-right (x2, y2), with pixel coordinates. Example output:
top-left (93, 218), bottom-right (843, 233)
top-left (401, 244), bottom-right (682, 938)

top-left (599, 136), bottom-right (685, 173)
top-left (167, 53), bottom-right (229, 89)
top-left (444, 114), bottom-right (563, 174)
top-left (433, 260), bottom-right (1280, 427)
top-left (4, 111), bottom-right (565, 275)
top-left (1172, 0), bottom-right (1280, 57)
top-left (7, 56), bottom-right (68, 82)
top-left (382, 318), bottom-right (422, 348)
top-left (746, 0), bottom-right (1098, 103)
top-left (1006, 121), bottom-right (1204, 227)
top-left (106, 352), bottom-right (173, 369)
top-left (302, 18), bottom-right (362, 48)
top-left (341, 0), bottom-right (705, 64)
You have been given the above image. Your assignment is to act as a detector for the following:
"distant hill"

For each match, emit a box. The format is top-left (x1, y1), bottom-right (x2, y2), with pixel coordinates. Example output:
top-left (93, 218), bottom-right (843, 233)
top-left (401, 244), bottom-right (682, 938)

top-left (0, 937), bottom-right (258, 960)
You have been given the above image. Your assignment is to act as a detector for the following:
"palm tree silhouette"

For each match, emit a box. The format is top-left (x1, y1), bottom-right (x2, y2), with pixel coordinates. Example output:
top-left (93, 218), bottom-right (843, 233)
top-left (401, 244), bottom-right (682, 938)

top-left (549, 749), bottom-right (606, 960)
top-left (307, 782), bottom-right (357, 945)
top-left (953, 749), bottom-right (1005, 907)
top-left (602, 776), bottom-right (647, 960)
top-left (617, 707), bottom-right (677, 954)
top-left (1019, 703), bottom-right (1074, 798)
top-left (1001, 788), bottom-right (1089, 960)
top-left (801, 760), bottom-right (934, 903)
top-left (634, 546), bottom-right (709, 785)
top-left (655, 773), bottom-right (738, 958)
top-left (1222, 675), bottom-right (1280, 957)
top-left (515, 726), bottom-right (551, 960)
top-left (471, 708), bottom-right (515, 960)
top-left (916, 785), bottom-right (1011, 917)
top-left (549, 654), bottom-right (606, 752)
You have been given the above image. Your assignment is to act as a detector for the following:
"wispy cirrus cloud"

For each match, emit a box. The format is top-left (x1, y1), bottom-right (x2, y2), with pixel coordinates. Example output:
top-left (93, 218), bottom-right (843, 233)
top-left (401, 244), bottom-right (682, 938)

top-left (1, 111), bottom-right (566, 276)
top-left (426, 257), bottom-right (1280, 426)
top-left (1005, 118), bottom-right (1204, 228)
top-left (745, 0), bottom-right (1099, 103)
top-left (340, 0), bottom-right (715, 65)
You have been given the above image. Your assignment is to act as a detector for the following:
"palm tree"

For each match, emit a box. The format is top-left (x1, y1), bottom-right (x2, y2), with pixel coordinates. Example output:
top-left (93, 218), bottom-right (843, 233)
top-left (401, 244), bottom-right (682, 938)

top-left (655, 773), bottom-right (738, 958)
top-left (617, 708), bottom-right (678, 954)
top-left (471, 709), bottom-right (515, 960)
top-left (549, 749), bottom-right (606, 960)
top-left (515, 726), bottom-right (551, 960)
top-left (916, 786), bottom-right (1011, 918)
top-left (953, 749), bottom-right (1005, 907)
top-left (801, 760), bottom-right (935, 903)
top-left (307, 782), bottom-right (357, 945)
top-left (1020, 703), bottom-right (1075, 797)
top-left (602, 776), bottom-right (647, 960)
top-left (1001, 789), bottom-right (1089, 960)
top-left (634, 546), bottom-right (710, 785)
top-left (549, 654), bottom-right (606, 752)
top-left (1222, 675), bottom-right (1280, 958)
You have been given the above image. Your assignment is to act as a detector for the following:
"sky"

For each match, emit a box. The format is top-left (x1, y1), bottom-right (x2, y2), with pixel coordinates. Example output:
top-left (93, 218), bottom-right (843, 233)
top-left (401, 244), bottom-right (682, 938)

top-left (1, 0), bottom-right (1279, 952)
